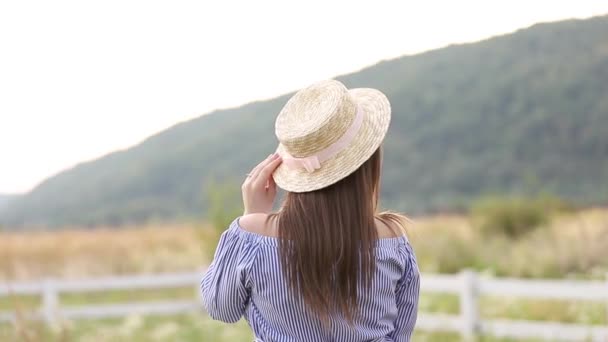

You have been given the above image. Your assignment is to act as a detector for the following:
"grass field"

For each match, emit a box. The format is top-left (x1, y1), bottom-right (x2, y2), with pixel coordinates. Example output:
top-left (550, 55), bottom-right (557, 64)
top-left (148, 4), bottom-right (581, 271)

top-left (1, 313), bottom-right (555, 342)
top-left (0, 223), bottom-right (207, 281)
top-left (1, 289), bottom-right (605, 340)
top-left (1, 208), bottom-right (607, 341)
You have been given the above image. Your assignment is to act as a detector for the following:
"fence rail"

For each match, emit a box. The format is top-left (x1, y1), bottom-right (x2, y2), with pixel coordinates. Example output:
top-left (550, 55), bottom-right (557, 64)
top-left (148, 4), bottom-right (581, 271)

top-left (1, 270), bottom-right (607, 341)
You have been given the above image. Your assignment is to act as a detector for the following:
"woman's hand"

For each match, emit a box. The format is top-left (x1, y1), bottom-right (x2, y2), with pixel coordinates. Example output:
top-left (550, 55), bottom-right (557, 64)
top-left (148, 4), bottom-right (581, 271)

top-left (242, 153), bottom-right (282, 215)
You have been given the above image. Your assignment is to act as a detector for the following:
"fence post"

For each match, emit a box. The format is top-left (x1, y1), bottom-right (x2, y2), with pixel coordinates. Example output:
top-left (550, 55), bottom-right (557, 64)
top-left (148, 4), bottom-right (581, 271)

top-left (460, 269), bottom-right (479, 340)
top-left (42, 278), bottom-right (59, 326)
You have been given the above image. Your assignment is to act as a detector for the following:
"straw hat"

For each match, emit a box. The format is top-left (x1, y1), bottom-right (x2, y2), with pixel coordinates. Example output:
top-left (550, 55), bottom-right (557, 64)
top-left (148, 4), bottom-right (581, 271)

top-left (272, 79), bottom-right (391, 192)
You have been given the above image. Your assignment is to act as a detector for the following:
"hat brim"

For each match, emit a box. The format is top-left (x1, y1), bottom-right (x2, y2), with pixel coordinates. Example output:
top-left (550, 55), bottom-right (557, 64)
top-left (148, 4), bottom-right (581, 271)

top-left (272, 88), bottom-right (391, 193)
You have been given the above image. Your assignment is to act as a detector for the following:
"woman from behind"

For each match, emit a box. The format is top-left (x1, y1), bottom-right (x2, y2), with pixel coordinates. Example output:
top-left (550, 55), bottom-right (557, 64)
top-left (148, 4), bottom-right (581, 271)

top-left (202, 80), bottom-right (420, 341)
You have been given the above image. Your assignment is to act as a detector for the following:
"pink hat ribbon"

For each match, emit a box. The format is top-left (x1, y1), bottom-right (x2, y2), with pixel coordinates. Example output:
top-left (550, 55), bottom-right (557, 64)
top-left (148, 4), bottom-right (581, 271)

top-left (282, 105), bottom-right (364, 173)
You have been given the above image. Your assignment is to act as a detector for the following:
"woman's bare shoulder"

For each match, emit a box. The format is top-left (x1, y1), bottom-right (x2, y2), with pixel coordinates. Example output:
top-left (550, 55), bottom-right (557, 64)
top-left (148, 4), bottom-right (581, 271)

top-left (375, 217), bottom-right (408, 238)
top-left (238, 213), bottom-right (278, 237)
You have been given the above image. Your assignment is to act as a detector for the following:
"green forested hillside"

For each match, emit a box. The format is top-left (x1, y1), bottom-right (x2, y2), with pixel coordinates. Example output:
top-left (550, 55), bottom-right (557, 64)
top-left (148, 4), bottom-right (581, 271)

top-left (0, 195), bottom-right (16, 211)
top-left (2, 15), bottom-right (607, 228)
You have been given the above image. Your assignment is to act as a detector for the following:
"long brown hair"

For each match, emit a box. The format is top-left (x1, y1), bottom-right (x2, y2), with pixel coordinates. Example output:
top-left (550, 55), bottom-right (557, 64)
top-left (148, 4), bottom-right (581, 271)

top-left (268, 147), bottom-right (406, 324)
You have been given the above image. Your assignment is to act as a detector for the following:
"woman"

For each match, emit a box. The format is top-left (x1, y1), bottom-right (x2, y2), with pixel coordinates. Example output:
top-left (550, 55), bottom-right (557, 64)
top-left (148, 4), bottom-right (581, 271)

top-left (202, 80), bottom-right (420, 341)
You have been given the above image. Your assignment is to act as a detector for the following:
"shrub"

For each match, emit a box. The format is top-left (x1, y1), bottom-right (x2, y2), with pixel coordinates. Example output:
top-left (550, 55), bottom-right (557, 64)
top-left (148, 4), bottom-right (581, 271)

top-left (470, 196), bottom-right (554, 239)
top-left (205, 180), bottom-right (242, 234)
top-left (200, 180), bottom-right (242, 260)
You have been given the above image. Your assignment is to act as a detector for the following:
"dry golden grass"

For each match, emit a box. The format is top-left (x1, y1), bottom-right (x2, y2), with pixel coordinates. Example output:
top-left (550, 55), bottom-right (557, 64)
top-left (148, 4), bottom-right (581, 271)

top-left (1, 208), bottom-right (607, 281)
top-left (408, 208), bottom-right (608, 279)
top-left (0, 223), bottom-right (210, 281)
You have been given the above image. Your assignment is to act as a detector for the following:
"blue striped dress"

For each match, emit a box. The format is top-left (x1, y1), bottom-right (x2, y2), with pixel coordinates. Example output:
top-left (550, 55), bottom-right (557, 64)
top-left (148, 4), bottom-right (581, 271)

top-left (201, 218), bottom-right (420, 342)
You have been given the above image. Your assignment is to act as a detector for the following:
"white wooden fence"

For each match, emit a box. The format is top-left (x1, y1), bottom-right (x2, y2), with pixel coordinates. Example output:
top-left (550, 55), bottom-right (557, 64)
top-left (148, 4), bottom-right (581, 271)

top-left (1, 270), bottom-right (607, 341)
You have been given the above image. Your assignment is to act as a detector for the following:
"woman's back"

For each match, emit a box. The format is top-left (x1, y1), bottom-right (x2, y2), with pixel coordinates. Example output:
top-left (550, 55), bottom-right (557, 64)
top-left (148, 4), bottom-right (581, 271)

top-left (201, 216), bottom-right (420, 342)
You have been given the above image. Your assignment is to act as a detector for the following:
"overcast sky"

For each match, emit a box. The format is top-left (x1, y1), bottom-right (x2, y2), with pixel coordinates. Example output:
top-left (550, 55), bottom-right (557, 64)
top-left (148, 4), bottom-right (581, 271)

top-left (1, 0), bottom-right (607, 194)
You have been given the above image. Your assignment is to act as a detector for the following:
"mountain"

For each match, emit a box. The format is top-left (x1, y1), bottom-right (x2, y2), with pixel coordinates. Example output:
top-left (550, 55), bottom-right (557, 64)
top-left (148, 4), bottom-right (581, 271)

top-left (2, 15), bottom-right (608, 228)
top-left (0, 194), bottom-right (17, 210)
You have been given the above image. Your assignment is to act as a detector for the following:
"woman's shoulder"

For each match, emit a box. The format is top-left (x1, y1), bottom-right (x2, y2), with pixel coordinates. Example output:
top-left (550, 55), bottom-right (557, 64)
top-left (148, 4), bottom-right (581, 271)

top-left (374, 216), bottom-right (408, 239)
top-left (237, 213), bottom-right (279, 237)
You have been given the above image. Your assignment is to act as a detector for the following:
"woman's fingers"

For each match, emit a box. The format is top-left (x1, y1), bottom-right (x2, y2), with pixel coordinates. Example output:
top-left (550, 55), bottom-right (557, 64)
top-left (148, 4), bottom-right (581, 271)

top-left (250, 153), bottom-right (279, 181)
top-left (247, 154), bottom-right (274, 181)
top-left (266, 173), bottom-right (277, 194)
top-left (255, 155), bottom-right (282, 188)
top-left (242, 153), bottom-right (282, 215)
